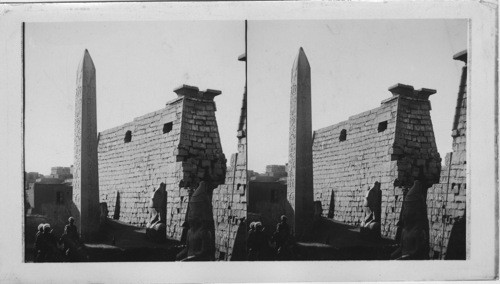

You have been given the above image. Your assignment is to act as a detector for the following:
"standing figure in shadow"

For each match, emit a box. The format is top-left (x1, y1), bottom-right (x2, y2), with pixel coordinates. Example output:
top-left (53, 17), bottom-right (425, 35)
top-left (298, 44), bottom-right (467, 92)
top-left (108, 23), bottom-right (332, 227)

top-left (177, 171), bottom-right (216, 261)
top-left (60, 217), bottom-right (87, 262)
top-left (146, 182), bottom-right (167, 242)
top-left (391, 180), bottom-right (430, 260)
top-left (41, 224), bottom-right (62, 262)
top-left (247, 222), bottom-right (268, 261)
top-left (34, 223), bottom-right (45, 262)
top-left (272, 215), bottom-right (292, 260)
top-left (247, 222), bottom-right (256, 260)
top-left (445, 209), bottom-right (466, 260)
top-left (361, 181), bottom-right (382, 239)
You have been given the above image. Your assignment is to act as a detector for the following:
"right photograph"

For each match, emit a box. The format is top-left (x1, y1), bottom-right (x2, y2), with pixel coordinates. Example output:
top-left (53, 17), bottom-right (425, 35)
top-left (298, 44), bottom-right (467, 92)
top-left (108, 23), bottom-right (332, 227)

top-left (247, 19), bottom-right (467, 261)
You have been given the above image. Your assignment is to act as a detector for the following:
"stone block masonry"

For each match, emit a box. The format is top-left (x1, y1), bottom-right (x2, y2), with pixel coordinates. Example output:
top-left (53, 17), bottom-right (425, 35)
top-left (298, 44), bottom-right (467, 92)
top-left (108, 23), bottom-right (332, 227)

top-left (212, 149), bottom-right (247, 260)
top-left (98, 85), bottom-right (226, 241)
top-left (212, 54), bottom-right (247, 260)
top-left (427, 50), bottom-right (467, 259)
top-left (313, 83), bottom-right (441, 240)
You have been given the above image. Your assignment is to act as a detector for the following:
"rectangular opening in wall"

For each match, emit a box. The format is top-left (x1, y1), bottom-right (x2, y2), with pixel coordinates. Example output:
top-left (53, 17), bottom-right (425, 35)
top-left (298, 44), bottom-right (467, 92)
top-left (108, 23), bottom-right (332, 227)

top-left (218, 251), bottom-right (226, 260)
top-left (339, 129), bottom-right (347, 141)
top-left (124, 130), bottom-right (132, 143)
top-left (163, 122), bottom-right (173, 134)
top-left (378, 121), bottom-right (388, 132)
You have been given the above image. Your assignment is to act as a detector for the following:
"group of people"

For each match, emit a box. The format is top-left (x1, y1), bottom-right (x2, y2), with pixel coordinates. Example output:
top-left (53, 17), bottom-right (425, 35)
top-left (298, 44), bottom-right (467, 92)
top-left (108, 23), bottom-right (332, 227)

top-left (34, 217), bottom-right (82, 262)
top-left (247, 215), bottom-right (293, 260)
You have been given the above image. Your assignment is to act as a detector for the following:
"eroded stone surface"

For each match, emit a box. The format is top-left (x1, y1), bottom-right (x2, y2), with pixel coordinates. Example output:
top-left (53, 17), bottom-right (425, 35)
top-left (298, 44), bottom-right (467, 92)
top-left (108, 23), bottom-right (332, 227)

top-left (312, 82), bottom-right (441, 240)
top-left (287, 47), bottom-right (314, 239)
top-left (98, 90), bottom-right (226, 241)
top-left (212, 57), bottom-right (247, 260)
top-left (426, 51), bottom-right (467, 259)
top-left (73, 50), bottom-right (100, 241)
top-left (361, 182), bottom-right (382, 238)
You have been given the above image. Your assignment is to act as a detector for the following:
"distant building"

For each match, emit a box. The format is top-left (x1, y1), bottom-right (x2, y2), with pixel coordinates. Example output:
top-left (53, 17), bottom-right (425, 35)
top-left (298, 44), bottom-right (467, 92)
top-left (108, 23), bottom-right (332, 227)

top-left (247, 170), bottom-right (258, 179)
top-left (249, 164), bottom-right (288, 183)
top-left (247, 181), bottom-right (288, 233)
top-left (25, 166), bottom-right (74, 215)
top-left (49, 166), bottom-right (73, 180)
top-left (33, 166), bottom-right (73, 185)
top-left (248, 164), bottom-right (289, 232)
top-left (36, 177), bottom-right (63, 184)
top-left (26, 183), bottom-right (73, 215)
top-left (24, 171), bottom-right (42, 191)
top-left (265, 164), bottom-right (287, 178)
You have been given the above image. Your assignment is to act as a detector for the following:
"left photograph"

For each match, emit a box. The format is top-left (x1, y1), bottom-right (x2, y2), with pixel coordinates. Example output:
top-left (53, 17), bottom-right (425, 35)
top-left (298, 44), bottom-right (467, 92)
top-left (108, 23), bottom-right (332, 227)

top-left (23, 21), bottom-right (247, 262)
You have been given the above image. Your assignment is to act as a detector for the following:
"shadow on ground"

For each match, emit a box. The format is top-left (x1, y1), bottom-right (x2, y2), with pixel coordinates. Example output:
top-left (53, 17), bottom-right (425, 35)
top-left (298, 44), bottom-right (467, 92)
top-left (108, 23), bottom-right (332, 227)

top-left (252, 217), bottom-right (397, 261)
top-left (25, 218), bottom-right (182, 262)
top-left (295, 218), bottom-right (396, 260)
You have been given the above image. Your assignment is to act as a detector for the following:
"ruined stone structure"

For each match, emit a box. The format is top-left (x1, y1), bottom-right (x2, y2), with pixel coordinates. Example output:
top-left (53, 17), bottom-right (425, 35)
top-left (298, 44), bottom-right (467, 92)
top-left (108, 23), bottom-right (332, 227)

top-left (248, 47), bottom-right (465, 260)
top-left (312, 83), bottom-right (442, 239)
top-left (427, 50), bottom-right (467, 259)
top-left (73, 50), bottom-right (101, 240)
top-left (211, 148), bottom-right (247, 260)
top-left (97, 53), bottom-right (246, 260)
top-left (287, 47), bottom-right (314, 240)
top-left (98, 85), bottom-right (226, 242)
top-left (211, 53), bottom-right (247, 260)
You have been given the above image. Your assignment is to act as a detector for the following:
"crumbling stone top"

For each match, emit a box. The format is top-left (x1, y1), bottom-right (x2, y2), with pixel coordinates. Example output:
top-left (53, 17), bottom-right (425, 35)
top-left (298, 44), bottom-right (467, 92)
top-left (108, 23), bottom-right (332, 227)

top-left (174, 84), bottom-right (199, 98)
top-left (203, 89), bottom-right (222, 100)
top-left (388, 83), bottom-right (436, 101)
top-left (418, 88), bottom-right (437, 100)
top-left (174, 84), bottom-right (221, 101)
top-left (453, 50), bottom-right (467, 64)
top-left (238, 53), bottom-right (246, 62)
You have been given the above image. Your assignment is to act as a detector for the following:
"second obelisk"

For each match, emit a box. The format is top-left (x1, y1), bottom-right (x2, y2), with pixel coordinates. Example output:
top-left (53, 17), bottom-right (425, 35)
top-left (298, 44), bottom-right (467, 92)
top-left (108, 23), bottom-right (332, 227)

top-left (287, 47), bottom-right (314, 240)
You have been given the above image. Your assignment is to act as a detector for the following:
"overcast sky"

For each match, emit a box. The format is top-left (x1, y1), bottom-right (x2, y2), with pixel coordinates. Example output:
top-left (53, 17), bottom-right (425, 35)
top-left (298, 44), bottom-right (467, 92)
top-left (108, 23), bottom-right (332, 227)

top-left (248, 19), bottom-right (467, 173)
top-left (25, 21), bottom-right (245, 175)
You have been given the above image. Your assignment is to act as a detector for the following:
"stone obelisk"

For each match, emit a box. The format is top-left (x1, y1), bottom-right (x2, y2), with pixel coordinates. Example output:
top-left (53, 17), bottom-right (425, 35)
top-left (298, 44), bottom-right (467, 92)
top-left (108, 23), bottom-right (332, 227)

top-left (287, 47), bottom-right (314, 240)
top-left (73, 49), bottom-right (100, 241)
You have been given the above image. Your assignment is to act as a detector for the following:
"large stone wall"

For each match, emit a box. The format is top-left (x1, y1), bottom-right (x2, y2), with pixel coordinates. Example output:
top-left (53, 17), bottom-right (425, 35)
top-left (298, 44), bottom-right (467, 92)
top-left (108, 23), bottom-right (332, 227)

top-left (212, 150), bottom-right (247, 260)
top-left (98, 98), bottom-right (183, 228)
top-left (212, 85), bottom-right (247, 261)
top-left (427, 51), bottom-right (467, 259)
top-left (312, 84), bottom-right (441, 239)
top-left (313, 93), bottom-right (399, 233)
top-left (98, 86), bottom-right (226, 241)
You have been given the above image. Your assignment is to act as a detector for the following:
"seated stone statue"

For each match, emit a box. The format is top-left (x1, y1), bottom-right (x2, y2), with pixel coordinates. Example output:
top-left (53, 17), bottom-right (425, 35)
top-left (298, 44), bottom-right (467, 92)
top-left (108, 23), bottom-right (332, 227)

top-left (313, 201), bottom-right (323, 228)
top-left (177, 180), bottom-right (216, 261)
top-left (361, 181), bottom-right (382, 238)
top-left (99, 202), bottom-right (108, 226)
top-left (146, 182), bottom-right (167, 242)
top-left (391, 180), bottom-right (430, 260)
